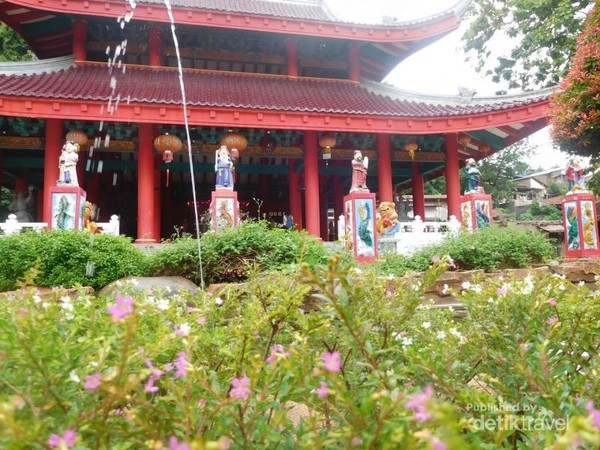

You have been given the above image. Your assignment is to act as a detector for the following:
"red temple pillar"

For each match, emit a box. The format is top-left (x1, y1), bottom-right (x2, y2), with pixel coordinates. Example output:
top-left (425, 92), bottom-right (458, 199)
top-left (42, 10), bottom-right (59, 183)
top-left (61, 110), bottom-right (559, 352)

top-left (348, 43), bottom-right (360, 82)
top-left (445, 133), bottom-right (461, 219)
top-left (304, 130), bottom-right (320, 237)
top-left (148, 27), bottom-right (163, 67)
top-left (411, 163), bottom-right (426, 219)
top-left (319, 174), bottom-right (329, 240)
top-left (377, 133), bottom-right (393, 202)
top-left (43, 119), bottom-right (63, 224)
top-left (72, 19), bottom-right (88, 61)
top-left (154, 153), bottom-right (162, 240)
top-left (136, 123), bottom-right (156, 243)
top-left (288, 159), bottom-right (303, 230)
top-left (286, 37), bottom-right (298, 77)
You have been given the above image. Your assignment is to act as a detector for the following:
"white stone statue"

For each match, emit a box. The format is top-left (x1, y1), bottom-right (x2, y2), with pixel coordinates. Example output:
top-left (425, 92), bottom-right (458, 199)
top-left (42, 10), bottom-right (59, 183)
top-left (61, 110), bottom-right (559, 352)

top-left (58, 141), bottom-right (80, 186)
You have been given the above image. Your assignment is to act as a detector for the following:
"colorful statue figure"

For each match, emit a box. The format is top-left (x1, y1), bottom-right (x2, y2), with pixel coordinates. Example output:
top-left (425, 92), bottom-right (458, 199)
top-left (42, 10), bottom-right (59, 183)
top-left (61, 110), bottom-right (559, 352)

top-left (464, 158), bottom-right (482, 194)
top-left (58, 141), bottom-right (80, 186)
top-left (215, 145), bottom-right (234, 189)
top-left (357, 201), bottom-right (373, 247)
top-left (376, 201), bottom-right (401, 235)
top-left (583, 203), bottom-right (596, 247)
top-left (84, 201), bottom-right (99, 234)
top-left (350, 150), bottom-right (369, 193)
top-left (564, 158), bottom-right (586, 192)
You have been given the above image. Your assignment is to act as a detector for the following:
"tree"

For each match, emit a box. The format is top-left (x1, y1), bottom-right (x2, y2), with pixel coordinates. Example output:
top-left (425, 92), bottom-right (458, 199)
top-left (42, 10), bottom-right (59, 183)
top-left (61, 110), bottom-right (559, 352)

top-left (549, 3), bottom-right (600, 157)
top-left (477, 140), bottom-right (533, 206)
top-left (0, 23), bottom-right (33, 61)
top-left (462, 0), bottom-right (592, 90)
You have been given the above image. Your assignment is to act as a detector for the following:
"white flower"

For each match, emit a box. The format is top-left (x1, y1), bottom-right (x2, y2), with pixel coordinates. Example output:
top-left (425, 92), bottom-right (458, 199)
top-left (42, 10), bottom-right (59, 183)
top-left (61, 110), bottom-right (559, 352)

top-left (595, 274), bottom-right (599, 281)
top-left (41, 302), bottom-right (50, 309)
top-left (64, 313), bottom-right (74, 320)
top-left (130, 279), bottom-right (139, 286)
top-left (422, 321), bottom-right (431, 330)
top-left (582, 351), bottom-right (590, 360)
top-left (520, 276), bottom-right (534, 295)
top-left (461, 281), bottom-right (471, 290)
top-left (402, 337), bottom-right (413, 348)
top-left (578, 281), bottom-right (585, 287)
top-left (32, 294), bottom-right (42, 304)
top-left (558, 284), bottom-right (566, 291)
top-left (215, 297), bottom-right (224, 306)
top-left (156, 298), bottom-right (170, 310)
top-left (471, 284), bottom-right (482, 294)
top-left (60, 297), bottom-right (74, 312)
top-left (69, 371), bottom-right (81, 383)
top-left (387, 274), bottom-right (394, 280)
top-left (552, 273), bottom-right (566, 280)
top-left (441, 284), bottom-right (450, 295)
top-left (177, 322), bottom-right (191, 336)
top-left (436, 331), bottom-right (446, 340)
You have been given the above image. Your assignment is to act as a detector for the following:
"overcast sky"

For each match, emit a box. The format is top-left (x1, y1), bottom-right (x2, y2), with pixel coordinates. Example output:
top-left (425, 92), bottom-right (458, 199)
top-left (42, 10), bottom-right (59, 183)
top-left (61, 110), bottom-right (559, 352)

top-left (325, 0), bottom-right (569, 170)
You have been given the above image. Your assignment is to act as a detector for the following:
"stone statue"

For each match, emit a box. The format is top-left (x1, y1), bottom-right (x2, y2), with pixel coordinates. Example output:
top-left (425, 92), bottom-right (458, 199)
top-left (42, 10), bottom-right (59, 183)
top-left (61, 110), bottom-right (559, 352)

top-left (58, 141), bottom-right (80, 186)
top-left (464, 158), bottom-right (482, 194)
top-left (215, 145), bottom-right (234, 189)
top-left (8, 186), bottom-right (34, 222)
top-left (350, 150), bottom-right (369, 193)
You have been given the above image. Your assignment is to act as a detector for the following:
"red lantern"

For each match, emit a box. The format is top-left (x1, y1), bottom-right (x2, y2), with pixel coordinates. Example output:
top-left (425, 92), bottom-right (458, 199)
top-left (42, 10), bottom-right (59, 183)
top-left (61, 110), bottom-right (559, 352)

top-left (479, 143), bottom-right (491, 154)
top-left (458, 134), bottom-right (471, 149)
top-left (230, 148), bottom-right (240, 160)
top-left (154, 133), bottom-right (183, 187)
top-left (318, 132), bottom-right (336, 149)
top-left (220, 130), bottom-right (248, 152)
top-left (65, 130), bottom-right (88, 146)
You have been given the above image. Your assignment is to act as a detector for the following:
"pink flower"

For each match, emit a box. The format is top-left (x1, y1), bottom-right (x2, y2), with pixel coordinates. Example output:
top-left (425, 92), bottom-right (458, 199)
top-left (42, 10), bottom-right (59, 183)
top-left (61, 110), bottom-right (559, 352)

top-left (106, 294), bottom-right (134, 322)
top-left (548, 297), bottom-right (557, 306)
top-left (145, 376), bottom-right (159, 393)
top-left (496, 288), bottom-right (507, 296)
top-left (174, 352), bottom-right (189, 379)
top-left (84, 372), bottom-right (101, 391)
top-left (169, 436), bottom-right (191, 450)
top-left (266, 344), bottom-right (291, 364)
top-left (586, 401), bottom-right (600, 428)
top-left (145, 359), bottom-right (164, 379)
top-left (321, 351), bottom-right (341, 373)
top-left (230, 376), bottom-right (251, 400)
top-left (48, 429), bottom-right (77, 448)
top-left (432, 256), bottom-right (441, 263)
top-left (405, 385), bottom-right (434, 422)
top-left (351, 437), bottom-right (362, 446)
top-left (429, 436), bottom-right (447, 450)
top-left (547, 317), bottom-right (558, 326)
top-left (197, 315), bottom-right (206, 325)
top-left (316, 381), bottom-right (329, 398)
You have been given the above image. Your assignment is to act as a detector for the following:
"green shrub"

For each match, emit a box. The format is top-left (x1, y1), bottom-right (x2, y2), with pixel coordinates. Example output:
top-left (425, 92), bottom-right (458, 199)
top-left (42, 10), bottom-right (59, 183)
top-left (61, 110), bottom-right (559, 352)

top-left (148, 220), bottom-right (349, 285)
top-left (375, 224), bottom-right (556, 276)
top-left (0, 230), bottom-right (148, 291)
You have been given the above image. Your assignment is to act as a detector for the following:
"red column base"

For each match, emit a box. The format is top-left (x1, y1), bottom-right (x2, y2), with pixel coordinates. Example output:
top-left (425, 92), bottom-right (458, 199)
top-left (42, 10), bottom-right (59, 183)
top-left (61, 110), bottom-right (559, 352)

top-left (49, 185), bottom-right (87, 230)
top-left (211, 189), bottom-right (240, 232)
top-left (343, 192), bottom-right (378, 262)
top-left (460, 193), bottom-right (493, 231)
top-left (562, 192), bottom-right (600, 258)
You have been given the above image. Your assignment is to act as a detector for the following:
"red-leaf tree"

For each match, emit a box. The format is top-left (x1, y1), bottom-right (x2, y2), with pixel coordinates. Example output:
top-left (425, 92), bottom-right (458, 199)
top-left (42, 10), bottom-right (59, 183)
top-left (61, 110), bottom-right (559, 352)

top-left (550, 3), bottom-right (600, 157)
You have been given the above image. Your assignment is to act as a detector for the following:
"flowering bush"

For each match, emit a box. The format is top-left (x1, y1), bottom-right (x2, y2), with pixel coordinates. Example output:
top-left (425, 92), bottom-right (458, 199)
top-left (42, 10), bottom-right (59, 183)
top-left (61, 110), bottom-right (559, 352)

top-left (0, 258), bottom-right (598, 448)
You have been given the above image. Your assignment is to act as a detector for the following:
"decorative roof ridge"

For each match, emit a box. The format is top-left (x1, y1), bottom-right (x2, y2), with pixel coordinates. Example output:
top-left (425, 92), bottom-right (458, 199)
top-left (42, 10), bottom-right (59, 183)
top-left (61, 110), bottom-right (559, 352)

top-left (76, 60), bottom-right (361, 84)
top-left (360, 79), bottom-right (555, 105)
top-left (0, 55), bottom-right (75, 76)
top-left (321, 0), bottom-right (472, 26)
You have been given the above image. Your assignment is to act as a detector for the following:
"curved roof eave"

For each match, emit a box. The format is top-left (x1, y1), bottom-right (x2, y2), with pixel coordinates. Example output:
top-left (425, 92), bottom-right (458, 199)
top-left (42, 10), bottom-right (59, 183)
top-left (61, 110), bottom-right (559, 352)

top-left (4, 0), bottom-right (472, 43)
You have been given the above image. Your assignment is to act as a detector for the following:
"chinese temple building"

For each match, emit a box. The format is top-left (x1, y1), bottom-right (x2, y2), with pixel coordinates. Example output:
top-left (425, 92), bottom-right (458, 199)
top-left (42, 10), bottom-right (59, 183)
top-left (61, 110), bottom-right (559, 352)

top-left (0, 0), bottom-right (551, 242)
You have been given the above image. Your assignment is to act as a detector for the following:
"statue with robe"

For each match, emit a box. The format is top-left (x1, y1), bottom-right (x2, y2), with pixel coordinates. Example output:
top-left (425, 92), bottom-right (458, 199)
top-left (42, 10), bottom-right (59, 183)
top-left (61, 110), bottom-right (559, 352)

top-left (58, 141), bottom-right (80, 186)
top-left (350, 150), bottom-right (369, 193)
top-left (215, 145), bottom-right (234, 189)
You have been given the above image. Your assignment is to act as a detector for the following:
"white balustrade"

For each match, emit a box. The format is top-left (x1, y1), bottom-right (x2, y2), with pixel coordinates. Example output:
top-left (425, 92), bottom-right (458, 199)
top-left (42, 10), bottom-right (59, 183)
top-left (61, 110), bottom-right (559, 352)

top-left (378, 215), bottom-right (461, 256)
top-left (1, 214), bottom-right (120, 236)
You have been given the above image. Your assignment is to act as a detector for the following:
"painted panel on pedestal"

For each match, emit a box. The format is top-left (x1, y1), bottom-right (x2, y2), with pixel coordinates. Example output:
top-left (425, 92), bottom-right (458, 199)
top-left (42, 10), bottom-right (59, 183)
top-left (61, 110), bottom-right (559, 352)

top-left (80, 195), bottom-right (86, 230)
top-left (355, 198), bottom-right (375, 257)
top-left (564, 201), bottom-right (580, 251)
top-left (215, 198), bottom-right (235, 232)
top-left (581, 200), bottom-right (598, 250)
top-left (52, 193), bottom-right (76, 230)
top-left (461, 202), bottom-right (472, 231)
top-left (344, 200), bottom-right (353, 251)
top-left (475, 200), bottom-right (491, 229)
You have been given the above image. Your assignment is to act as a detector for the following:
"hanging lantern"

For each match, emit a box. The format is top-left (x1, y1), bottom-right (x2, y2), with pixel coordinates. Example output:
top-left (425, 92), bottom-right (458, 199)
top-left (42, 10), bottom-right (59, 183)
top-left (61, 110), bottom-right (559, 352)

top-left (259, 131), bottom-right (277, 154)
top-left (458, 134), bottom-right (471, 150)
top-left (154, 133), bottom-right (183, 187)
top-left (230, 148), bottom-right (240, 160)
top-left (65, 130), bottom-right (88, 146)
top-left (322, 145), bottom-right (332, 165)
top-left (404, 141), bottom-right (419, 160)
top-left (220, 130), bottom-right (248, 152)
top-left (479, 143), bottom-right (491, 154)
top-left (318, 132), bottom-right (336, 149)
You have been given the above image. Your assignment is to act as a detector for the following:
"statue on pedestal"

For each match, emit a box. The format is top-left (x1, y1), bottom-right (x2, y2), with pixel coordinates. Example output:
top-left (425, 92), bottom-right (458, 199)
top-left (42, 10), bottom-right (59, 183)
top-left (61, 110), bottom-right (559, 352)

top-left (215, 145), bottom-right (234, 189)
top-left (565, 158), bottom-right (587, 192)
top-left (463, 158), bottom-right (482, 194)
top-left (58, 141), bottom-right (80, 186)
top-left (8, 186), bottom-right (34, 222)
top-left (350, 150), bottom-right (369, 193)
